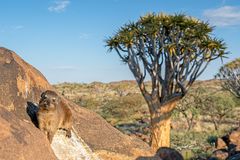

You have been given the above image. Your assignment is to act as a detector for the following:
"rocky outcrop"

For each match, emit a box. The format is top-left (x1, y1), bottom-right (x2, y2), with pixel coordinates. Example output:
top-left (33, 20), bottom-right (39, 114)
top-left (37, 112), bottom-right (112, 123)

top-left (211, 127), bottom-right (240, 159)
top-left (0, 107), bottom-right (56, 160)
top-left (0, 47), bottom-right (153, 159)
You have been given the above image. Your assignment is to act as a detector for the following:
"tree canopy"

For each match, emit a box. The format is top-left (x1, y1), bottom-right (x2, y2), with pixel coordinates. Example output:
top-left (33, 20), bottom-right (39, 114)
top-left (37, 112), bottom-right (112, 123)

top-left (216, 58), bottom-right (240, 98)
top-left (106, 13), bottom-right (227, 105)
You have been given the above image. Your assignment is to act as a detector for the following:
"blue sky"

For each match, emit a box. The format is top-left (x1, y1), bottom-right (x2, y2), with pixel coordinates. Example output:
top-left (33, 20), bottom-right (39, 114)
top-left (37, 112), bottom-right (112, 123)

top-left (0, 0), bottom-right (239, 84)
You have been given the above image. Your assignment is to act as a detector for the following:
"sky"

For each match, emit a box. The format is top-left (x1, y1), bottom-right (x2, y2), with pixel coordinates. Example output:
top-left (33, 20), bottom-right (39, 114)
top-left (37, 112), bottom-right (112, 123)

top-left (0, 0), bottom-right (239, 84)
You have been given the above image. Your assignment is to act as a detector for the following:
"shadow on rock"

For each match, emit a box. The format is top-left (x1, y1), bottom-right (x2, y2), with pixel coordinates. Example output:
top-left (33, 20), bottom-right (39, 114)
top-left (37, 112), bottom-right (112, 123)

top-left (227, 153), bottom-right (240, 160)
top-left (136, 147), bottom-right (183, 160)
top-left (26, 101), bottom-right (39, 128)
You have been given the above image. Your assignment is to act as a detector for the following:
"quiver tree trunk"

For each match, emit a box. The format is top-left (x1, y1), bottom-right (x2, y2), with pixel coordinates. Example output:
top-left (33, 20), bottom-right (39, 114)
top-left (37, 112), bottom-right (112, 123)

top-left (150, 113), bottom-right (171, 150)
top-left (148, 100), bottom-right (177, 151)
top-left (183, 112), bottom-right (195, 131)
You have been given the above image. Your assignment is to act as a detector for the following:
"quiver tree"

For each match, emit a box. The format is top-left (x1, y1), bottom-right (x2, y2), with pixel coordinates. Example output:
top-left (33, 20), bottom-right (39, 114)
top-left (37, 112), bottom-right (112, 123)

top-left (216, 58), bottom-right (240, 98)
top-left (106, 13), bottom-right (227, 150)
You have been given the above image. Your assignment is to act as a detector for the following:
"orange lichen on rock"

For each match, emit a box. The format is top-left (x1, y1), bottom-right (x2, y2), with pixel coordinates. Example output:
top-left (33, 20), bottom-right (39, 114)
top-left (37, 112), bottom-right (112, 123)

top-left (12, 52), bottom-right (51, 93)
top-left (7, 102), bottom-right (15, 111)
top-left (16, 74), bottom-right (29, 98)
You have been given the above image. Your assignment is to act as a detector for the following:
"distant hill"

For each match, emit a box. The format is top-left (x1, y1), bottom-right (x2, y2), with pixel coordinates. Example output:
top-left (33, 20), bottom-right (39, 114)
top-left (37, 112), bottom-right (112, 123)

top-left (53, 79), bottom-right (223, 119)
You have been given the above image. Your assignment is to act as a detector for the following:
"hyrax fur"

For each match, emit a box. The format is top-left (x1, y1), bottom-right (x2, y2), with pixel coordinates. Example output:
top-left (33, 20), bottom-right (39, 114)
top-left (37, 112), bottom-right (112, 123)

top-left (37, 90), bottom-right (72, 143)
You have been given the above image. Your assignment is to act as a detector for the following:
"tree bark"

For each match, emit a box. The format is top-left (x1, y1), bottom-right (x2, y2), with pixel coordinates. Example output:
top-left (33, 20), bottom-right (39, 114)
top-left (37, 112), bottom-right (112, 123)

top-left (181, 111), bottom-right (192, 131)
top-left (213, 120), bottom-right (219, 131)
top-left (149, 100), bottom-right (177, 151)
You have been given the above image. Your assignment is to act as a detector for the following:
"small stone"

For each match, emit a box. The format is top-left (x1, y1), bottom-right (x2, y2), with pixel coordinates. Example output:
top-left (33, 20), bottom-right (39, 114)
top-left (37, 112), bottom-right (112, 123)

top-left (216, 138), bottom-right (227, 149)
top-left (155, 147), bottom-right (184, 160)
top-left (212, 149), bottom-right (228, 160)
top-left (229, 130), bottom-right (240, 145)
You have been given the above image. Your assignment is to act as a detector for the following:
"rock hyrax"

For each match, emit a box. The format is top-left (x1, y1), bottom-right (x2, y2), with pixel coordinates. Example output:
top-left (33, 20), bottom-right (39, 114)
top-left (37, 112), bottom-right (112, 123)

top-left (37, 90), bottom-right (72, 143)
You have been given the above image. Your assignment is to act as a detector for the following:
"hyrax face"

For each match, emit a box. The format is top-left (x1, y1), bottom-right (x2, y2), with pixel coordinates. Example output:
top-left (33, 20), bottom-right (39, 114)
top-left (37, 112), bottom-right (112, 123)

top-left (39, 91), bottom-right (58, 111)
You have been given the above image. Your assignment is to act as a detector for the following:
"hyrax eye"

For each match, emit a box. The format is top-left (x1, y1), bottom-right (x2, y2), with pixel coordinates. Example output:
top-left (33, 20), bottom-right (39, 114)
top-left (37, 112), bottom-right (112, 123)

top-left (41, 92), bottom-right (48, 99)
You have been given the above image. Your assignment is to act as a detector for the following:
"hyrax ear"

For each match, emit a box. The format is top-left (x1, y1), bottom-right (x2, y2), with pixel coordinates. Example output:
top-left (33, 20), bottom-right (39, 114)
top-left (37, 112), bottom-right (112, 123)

top-left (40, 92), bottom-right (45, 98)
top-left (41, 92), bottom-right (48, 99)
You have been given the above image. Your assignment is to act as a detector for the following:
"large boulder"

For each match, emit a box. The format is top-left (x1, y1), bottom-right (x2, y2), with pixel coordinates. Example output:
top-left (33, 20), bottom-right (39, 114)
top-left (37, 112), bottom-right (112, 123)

top-left (0, 47), bottom-right (153, 159)
top-left (0, 47), bottom-right (52, 120)
top-left (0, 107), bottom-right (56, 160)
top-left (68, 100), bottom-right (153, 159)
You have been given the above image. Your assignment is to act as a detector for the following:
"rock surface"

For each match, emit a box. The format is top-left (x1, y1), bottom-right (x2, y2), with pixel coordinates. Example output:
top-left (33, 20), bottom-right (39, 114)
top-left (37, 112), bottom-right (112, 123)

top-left (51, 129), bottom-right (99, 160)
top-left (227, 153), bottom-right (240, 160)
top-left (0, 107), bottom-right (56, 160)
top-left (136, 147), bottom-right (183, 160)
top-left (229, 129), bottom-right (240, 152)
top-left (0, 47), bottom-right (52, 120)
top-left (67, 100), bottom-right (153, 159)
top-left (155, 147), bottom-right (183, 160)
top-left (216, 138), bottom-right (227, 150)
top-left (0, 47), bottom-right (153, 159)
top-left (212, 149), bottom-right (229, 160)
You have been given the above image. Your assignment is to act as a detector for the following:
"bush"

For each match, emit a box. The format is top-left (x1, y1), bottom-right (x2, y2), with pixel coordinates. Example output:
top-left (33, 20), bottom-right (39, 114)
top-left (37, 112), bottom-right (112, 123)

top-left (201, 92), bottom-right (236, 130)
top-left (207, 135), bottom-right (218, 146)
top-left (101, 94), bottom-right (148, 125)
